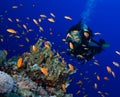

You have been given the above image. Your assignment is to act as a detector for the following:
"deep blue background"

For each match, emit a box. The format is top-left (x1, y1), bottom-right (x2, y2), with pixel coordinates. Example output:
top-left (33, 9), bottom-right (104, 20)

top-left (0, 0), bottom-right (120, 97)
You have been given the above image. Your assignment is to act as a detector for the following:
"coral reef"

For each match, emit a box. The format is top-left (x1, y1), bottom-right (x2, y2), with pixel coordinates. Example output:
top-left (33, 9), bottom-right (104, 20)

top-left (0, 38), bottom-right (75, 97)
top-left (0, 71), bottom-right (17, 94)
top-left (0, 50), bottom-right (7, 65)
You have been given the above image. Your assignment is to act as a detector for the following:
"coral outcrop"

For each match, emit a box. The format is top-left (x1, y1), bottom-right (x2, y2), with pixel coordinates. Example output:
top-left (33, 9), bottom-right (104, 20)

top-left (0, 38), bottom-right (75, 97)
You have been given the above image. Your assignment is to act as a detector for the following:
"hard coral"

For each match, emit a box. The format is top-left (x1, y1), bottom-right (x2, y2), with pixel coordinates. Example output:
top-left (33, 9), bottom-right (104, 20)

top-left (0, 71), bottom-right (16, 93)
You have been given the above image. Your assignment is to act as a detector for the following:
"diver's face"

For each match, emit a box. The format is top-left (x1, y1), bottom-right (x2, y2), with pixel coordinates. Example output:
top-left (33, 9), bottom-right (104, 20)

top-left (84, 32), bottom-right (89, 38)
top-left (71, 30), bottom-right (81, 43)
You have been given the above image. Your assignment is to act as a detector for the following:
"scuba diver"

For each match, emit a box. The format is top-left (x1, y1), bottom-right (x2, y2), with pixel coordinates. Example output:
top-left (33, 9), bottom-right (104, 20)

top-left (66, 21), bottom-right (107, 61)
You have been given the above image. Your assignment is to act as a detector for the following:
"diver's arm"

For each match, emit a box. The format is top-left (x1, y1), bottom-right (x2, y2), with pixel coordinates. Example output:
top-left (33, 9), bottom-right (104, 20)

top-left (90, 39), bottom-right (101, 46)
top-left (91, 38), bottom-right (106, 47)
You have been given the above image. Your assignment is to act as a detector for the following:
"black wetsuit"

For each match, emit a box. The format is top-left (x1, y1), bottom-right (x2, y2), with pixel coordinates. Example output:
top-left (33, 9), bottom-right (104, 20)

top-left (66, 22), bottom-right (104, 61)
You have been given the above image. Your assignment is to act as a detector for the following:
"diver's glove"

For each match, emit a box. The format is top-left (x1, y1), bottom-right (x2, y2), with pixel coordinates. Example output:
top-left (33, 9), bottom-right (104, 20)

top-left (99, 39), bottom-right (110, 47)
top-left (99, 39), bottom-right (105, 45)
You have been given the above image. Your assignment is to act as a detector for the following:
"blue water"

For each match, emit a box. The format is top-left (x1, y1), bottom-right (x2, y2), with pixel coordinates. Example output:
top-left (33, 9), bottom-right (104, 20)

top-left (0, 0), bottom-right (120, 97)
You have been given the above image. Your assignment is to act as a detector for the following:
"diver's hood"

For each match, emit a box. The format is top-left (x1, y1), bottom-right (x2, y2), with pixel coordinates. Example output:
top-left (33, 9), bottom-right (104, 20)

top-left (82, 24), bottom-right (88, 31)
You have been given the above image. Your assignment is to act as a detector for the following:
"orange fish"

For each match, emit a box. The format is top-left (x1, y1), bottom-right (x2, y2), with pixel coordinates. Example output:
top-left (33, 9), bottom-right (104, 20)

top-left (9, 34), bottom-right (14, 37)
top-left (23, 24), bottom-right (27, 30)
top-left (48, 18), bottom-right (55, 23)
top-left (40, 14), bottom-right (47, 18)
top-left (44, 42), bottom-right (51, 49)
top-left (50, 13), bottom-right (55, 17)
top-left (15, 35), bottom-right (20, 38)
top-left (96, 75), bottom-right (100, 80)
top-left (0, 39), bottom-right (4, 42)
top-left (39, 26), bottom-right (44, 31)
top-left (94, 83), bottom-right (98, 89)
top-left (8, 18), bottom-right (13, 22)
top-left (19, 44), bottom-right (24, 47)
top-left (94, 32), bottom-right (101, 35)
top-left (38, 18), bottom-right (42, 22)
top-left (17, 57), bottom-right (23, 68)
top-left (77, 54), bottom-right (84, 59)
top-left (94, 61), bottom-right (99, 66)
top-left (32, 45), bottom-right (37, 52)
top-left (76, 80), bottom-right (83, 85)
top-left (98, 91), bottom-right (102, 95)
top-left (49, 32), bottom-right (53, 35)
top-left (7, 29), bottom-right (17, 34)
top-left (69, 42), bottom-right (74, 49)
top-left (56, 52), bottom-right (60, 57)
top-left (33, 19), bottom-right (39, 25)
top-left (115, 50), bottom-right (120, 55)
top-left (68, 64), bottom-right (74, 71)
top-left (111, 71), bottom-right (116, 78)
top-left (61, 84), bottom-right (66, 91)
top-left (106, 66), bottom-right (112, 73)
top-left (25, 37), bottom-right (30, 42)
top-left (62, 38), bottom-right (66, 42)
top-left (104, 77), bottom-right (109, 80)
top-left (16, 18), bottom-right (20, 22)
top-left (76, 90), bottom-right (81, 94)
top-left (3, 50), bottom-right (8, 55)
top-left (112, 61), bottom-right (120, 67)
top-left (64, 16), bottom-right (72, 20)
top-left (12, 6), bottom-right (18, 8)
top-left (28, 29), bottom-right (33, 32)
top-left (40, 68), bottom-right (48, 75)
